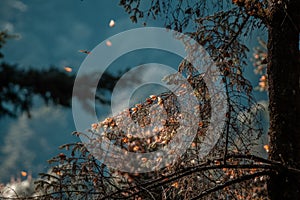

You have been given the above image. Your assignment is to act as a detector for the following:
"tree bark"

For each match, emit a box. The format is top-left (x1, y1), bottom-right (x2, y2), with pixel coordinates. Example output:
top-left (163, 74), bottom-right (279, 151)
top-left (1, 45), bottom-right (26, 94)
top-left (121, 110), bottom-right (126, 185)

top-left (267, 0), bottom-right (300, 199)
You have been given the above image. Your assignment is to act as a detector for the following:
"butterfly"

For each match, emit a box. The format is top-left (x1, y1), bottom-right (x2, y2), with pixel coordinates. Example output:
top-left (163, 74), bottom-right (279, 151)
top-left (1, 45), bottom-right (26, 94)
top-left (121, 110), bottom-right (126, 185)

top-left (109, 19), bottom-right (115, 27)
top-left (78, 49), bottom-right (91, 54)
top-left (64, 66), bottom-right (72, 72)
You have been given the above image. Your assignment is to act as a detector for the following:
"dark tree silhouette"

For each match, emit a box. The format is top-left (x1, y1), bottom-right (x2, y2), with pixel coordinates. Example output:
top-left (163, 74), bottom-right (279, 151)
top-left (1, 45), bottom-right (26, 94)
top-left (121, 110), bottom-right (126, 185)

top-left (0, 30), bottom-right (122, 118)
top-left (0, 63), bottom-right (74, 117)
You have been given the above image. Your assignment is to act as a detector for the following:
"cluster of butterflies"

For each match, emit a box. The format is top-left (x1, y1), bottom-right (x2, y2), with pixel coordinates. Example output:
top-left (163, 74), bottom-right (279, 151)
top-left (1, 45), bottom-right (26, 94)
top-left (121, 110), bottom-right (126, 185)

top-left (64, 19), bottom-right (115, 73)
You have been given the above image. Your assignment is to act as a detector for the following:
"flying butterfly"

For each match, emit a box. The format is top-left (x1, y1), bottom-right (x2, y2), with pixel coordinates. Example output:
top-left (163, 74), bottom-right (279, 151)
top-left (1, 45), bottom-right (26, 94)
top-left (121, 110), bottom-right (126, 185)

top-left (78, 49), bottom-right (91, 54)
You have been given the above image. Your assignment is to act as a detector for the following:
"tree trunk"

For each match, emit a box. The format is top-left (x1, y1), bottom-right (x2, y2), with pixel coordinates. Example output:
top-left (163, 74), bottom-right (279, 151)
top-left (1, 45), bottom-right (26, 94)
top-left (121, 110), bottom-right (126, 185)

top-left (267, 0), bottom-right (300, 199)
